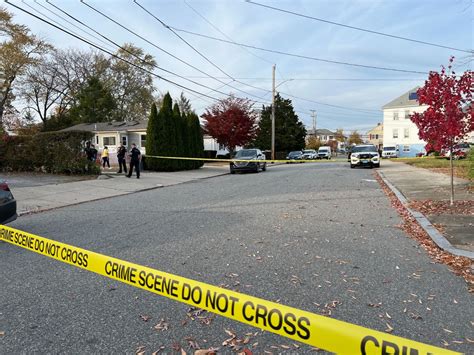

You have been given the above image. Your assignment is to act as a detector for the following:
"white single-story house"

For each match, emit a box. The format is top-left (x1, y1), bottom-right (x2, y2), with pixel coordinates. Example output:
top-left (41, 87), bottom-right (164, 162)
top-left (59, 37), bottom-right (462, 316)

top-left (62, 121), bottom-right (147, 163)
top-left (62, 121), bottom-right (224, 163)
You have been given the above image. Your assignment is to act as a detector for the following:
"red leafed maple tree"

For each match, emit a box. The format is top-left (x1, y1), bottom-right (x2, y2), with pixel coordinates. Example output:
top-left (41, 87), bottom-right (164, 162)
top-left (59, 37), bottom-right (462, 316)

top-left (411, 57), bottom-right (473, 204)
top-left (202, 95), bottom-right (258, 155)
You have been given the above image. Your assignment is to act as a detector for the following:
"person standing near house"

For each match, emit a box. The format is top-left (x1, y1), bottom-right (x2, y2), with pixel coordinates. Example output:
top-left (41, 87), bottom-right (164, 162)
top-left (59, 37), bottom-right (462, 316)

top-left (85, 142), bottom-right (94, 161)
top-left (117, 143), bottom-right (127, 174)
top-left (91, 144), bottom-right (98, 162)
top-left (101, 146), bottom-right (110, 169)
top-left (126, 143), bottom-right (141, 179)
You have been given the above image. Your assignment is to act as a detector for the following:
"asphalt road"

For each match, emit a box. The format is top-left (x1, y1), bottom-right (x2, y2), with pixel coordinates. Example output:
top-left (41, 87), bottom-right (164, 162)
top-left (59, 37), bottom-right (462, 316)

top-left (1, 163), bottom-right (472, 353)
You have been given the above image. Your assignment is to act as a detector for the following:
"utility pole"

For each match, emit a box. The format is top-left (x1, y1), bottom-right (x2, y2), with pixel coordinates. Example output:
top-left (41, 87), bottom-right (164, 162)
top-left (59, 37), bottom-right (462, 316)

top-left (310, 109), bottom-right (317, 134)
top-left (271, 64), bottom-right (276, 160)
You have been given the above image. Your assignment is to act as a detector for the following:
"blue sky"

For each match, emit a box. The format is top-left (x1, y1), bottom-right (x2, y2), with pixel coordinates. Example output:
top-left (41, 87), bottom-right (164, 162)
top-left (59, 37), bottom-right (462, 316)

top-left (5, 0), bottom-right (473, 133)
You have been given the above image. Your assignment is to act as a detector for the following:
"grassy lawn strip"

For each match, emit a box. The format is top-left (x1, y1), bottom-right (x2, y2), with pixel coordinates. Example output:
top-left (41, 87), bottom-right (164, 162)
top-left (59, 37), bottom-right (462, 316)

top-left (396, 156), bottom-right (472, 181)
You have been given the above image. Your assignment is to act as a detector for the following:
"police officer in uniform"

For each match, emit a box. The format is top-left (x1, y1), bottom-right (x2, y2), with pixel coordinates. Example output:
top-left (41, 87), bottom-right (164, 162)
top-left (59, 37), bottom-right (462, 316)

top-left (117, 143), bottom-right (127, 174)
top-left (126, 143), bottom-right (141, 179)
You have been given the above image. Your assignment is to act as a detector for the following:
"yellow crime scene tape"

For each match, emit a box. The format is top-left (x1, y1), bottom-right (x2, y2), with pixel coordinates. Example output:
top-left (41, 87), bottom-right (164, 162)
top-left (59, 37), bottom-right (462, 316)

top-left (0, 225), bottom-right (459, 354)
top-left (146, 155), bottom-right (343, 164)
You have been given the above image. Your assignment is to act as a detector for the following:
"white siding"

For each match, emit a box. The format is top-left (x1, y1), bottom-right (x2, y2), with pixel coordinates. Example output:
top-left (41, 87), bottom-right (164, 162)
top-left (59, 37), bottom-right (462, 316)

top-left (383, 106), bottom-right (427, 148)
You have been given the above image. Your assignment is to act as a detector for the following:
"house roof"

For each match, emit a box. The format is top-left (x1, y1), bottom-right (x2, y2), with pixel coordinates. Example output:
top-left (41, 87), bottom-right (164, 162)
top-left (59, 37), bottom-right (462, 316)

top-left (307, 128), bottom-right (336, 136)
top-left (367, 123), bottom-right (383, 134)
top-left (61, 120), bottom-right (148, 132)
top-left (382, 87), bottom-right (422, 109)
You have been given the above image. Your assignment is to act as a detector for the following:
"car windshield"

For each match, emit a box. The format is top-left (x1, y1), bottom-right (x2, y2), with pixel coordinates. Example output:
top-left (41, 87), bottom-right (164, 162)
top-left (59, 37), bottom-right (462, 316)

top-left (352, 146), bottom-right (377, 153)
top-left (383, 147), bottom-right (396, 151)
top-left (319, 148), bottom-right (328, 152)
top-left (289, 151), bottom-right (301, 156)
top-left (235, 149), bottom-right (257, 158)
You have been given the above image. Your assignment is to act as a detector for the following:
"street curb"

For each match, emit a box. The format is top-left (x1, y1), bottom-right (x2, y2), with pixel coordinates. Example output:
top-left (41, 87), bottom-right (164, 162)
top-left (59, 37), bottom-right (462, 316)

top-left (376, 170), bottom-right (474, 259)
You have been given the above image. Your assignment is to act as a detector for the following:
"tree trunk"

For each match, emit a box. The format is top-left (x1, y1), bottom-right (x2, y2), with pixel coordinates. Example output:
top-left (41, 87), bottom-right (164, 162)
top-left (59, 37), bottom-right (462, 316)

top-left (450, 148), bottom-right (454, 206)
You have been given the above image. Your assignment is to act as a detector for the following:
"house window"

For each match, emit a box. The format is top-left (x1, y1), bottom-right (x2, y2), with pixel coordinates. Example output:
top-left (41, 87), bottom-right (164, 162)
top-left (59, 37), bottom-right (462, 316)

top-left (103, 136), bottom-right (116, 146)
top-left (393, 129), bottom-right (399, 139)
top-left (375, 134), bottom-right (379, 139)
top-left (95, 135), bottom-right (99, 145)
top-left (404, 128), bottom-right (409, 138)
top-left (122, 136), bottom-right (127, 146)
top-left (404, 110), bottom-right (410, 119)
top-left (403, 145), bottom-right (410, 152)
top-left (393, 112), bottom-right (399, 120)
top-left (141, 135), bottom-right (146, 148)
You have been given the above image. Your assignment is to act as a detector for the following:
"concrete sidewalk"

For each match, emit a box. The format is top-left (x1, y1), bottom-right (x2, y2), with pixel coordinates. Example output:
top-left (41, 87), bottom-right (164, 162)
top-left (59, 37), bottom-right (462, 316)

top-left (10, 165), bottom-right (229, 216)
top-left (379, 160), bottom-right (473, 253)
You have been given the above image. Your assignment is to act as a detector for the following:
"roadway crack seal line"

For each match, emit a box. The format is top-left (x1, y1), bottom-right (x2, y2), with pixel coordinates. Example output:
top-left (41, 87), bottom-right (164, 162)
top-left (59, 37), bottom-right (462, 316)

top-left (0, 225), bottom-right (459, 354)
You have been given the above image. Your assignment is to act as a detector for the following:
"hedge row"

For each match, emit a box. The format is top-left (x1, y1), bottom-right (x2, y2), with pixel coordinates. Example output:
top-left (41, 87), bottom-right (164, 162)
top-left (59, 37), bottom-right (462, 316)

top-left (0, 130), bottom-right (100, 175)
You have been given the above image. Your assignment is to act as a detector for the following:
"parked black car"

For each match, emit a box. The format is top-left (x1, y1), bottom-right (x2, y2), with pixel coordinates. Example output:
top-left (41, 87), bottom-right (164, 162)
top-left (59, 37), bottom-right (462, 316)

top-left (286, 151), bottom-right (304, 163)
top-left (0, 181), bottom-right (17, 224)
top-left (230, 149), bottom-right (266, 174)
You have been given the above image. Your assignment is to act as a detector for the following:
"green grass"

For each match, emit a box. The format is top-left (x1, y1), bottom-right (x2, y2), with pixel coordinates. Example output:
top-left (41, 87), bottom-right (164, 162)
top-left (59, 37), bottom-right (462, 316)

top-left (397, 156), bottom-right (472, 180)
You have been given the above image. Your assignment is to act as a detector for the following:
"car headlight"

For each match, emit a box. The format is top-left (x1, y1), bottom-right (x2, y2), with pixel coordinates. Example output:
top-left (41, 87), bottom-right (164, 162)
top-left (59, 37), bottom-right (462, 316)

top-left (352, 153), bottom-right (359, 158)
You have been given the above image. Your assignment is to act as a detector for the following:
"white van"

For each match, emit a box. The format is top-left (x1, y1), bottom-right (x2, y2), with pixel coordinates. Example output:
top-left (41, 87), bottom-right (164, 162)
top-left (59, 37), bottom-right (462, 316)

top-left (317, 146), bottom-right (332, 159)
top-left (382, 146), bottom-right (398, 158)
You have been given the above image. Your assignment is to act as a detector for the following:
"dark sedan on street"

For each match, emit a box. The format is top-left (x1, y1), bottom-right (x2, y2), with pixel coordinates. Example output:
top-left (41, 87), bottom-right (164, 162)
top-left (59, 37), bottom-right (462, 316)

top-left (0, 181), bottom-right (17, 224)
top-left (230, 149), bottom-right (267, 174)
top-left (286, 151), bottom-right (304, 163)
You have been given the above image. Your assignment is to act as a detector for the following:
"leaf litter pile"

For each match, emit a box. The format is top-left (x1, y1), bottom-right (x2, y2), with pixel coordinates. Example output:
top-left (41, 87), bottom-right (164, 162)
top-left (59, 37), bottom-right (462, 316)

top-left (375, 173), bottom-right (473, 290)
top-left (408, 200), bottom-right (474, 216)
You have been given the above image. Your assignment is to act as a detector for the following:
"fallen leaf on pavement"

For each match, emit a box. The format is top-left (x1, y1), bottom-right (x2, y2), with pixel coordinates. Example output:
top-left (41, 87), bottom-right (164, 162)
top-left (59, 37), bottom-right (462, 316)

top-left (154, 318), bottom-right (169, 332)
top-left (151, 345), bottom-right (165, 354)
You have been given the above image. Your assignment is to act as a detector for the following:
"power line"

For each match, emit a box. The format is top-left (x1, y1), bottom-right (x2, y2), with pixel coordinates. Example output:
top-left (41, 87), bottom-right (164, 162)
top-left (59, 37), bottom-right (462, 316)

top-left (246, 0), bottom-right (473, 54)
top-left (75, 0), bottom-right (268, 104)
top-left (39, 1), bottom-right (390, 115)
top-left (132, 0), bottom-right (270, 101)
top-left (170, 27), bottom-right (428, 75)
top-left (279, 90), bottom-right (381, 113)
top-left (43, 0), bottom-right (249, 101)
top-left (151, 75), bottom-right (425, 81)
top-left (5, 0), bottom-right (224, 102)
top-left (33, 0), bottom-right (116, 52)
top-left (183, 0), bottom-right (273, 66)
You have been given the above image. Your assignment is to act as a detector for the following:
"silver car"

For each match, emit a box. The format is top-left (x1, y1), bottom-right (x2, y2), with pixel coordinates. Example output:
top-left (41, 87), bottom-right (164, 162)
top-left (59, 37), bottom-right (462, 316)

top-left (230, 149), bottom-right (267, 174)
top-left (302, 149), bottom-right (317, 159)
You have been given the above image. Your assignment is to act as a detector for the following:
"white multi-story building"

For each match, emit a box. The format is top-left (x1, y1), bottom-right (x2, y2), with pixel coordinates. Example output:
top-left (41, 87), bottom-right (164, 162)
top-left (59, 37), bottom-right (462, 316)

top-left (382, 87), bottom-right (428, 157)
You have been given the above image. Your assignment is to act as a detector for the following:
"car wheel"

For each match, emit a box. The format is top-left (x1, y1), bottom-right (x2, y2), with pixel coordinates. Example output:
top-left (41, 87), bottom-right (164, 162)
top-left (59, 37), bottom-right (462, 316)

top-left (350, 164), bottom-right (355, 169)
top-left (255, 164), bottom-right (259, 173)
top-left (262, 163), bottom-right (266, 171)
